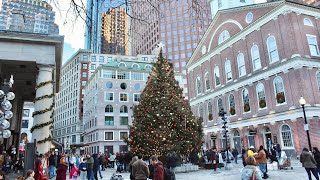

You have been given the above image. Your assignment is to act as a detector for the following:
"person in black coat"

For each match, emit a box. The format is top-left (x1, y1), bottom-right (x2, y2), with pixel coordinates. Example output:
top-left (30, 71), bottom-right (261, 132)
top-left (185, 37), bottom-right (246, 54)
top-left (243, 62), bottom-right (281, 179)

top-left (313, 147), bottom-right (320, 175)
top-left (93, 154), bottom-right (100, 180)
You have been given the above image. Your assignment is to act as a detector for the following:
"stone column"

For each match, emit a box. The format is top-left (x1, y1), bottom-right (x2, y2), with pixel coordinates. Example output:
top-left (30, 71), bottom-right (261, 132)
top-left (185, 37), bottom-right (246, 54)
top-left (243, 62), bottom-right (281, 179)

top-left (32, 65), bottom-right (54, 154)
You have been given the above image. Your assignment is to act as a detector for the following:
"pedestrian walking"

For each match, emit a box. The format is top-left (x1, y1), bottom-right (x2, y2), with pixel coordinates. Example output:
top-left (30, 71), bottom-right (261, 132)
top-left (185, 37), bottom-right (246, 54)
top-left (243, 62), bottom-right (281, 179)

top-left (255, 145), bottom-right (268, 179)
top-left (56, 153), bottom-right (68, 180)
top-left (300, 148), bottom-right (319, 180)
top-left (109, 153), bottom-right (116, 169)
top-left (132, 155), bottom-right (150, 180)
top-left (129, 156), bottom-right (138, 180)
top-left (150, 155), bottom-right (164, 180)
top-left (48, 151), bottom-right (57, 179)
top-left (276, 144), bottom-right (281, 160)
top-left (78, 158), bottom-right (87, 180)
top-left (242, 147), bottom-right (247, 167)
top-left (313, 147), bottom-right (320, 176)
top-left (207, 148), bottom-right (219, 171)
top-left (70, 163), bottom-right (79, 180)
top-left (232, 148), bottom-right (239, 164)
top-left (86, 154), bottom-right (94, 180)
top-left (241, 156), bottom-right (263, 180)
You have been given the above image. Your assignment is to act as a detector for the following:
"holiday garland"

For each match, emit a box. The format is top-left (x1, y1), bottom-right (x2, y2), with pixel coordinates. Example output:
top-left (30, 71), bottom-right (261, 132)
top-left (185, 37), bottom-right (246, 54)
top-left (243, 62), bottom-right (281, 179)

top-left (31, 80), bottom-right (55, 144)
top-left (38, 136), bottom-right (53, 144)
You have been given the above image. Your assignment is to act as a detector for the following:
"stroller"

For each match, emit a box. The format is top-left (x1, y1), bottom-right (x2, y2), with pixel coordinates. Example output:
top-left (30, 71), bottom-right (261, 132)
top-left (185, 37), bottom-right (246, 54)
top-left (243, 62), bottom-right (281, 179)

top-left (279, 154), bottom-right (293, 170)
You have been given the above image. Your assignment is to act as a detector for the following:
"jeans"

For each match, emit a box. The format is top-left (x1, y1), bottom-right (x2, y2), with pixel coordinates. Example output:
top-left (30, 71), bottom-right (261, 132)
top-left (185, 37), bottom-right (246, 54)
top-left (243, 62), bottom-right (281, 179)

top-left (259, 163), bottom-right (267, 174)
top-left (48, 165), bottom-right (56, 178)
top-left (87, 170), bottom-right (94, 180)
top-left (305, 168), bottom-right (319, 180)
top-left (234, 155), bottom-right (238, 164)
top-left (98, 166), bottom-right (102, 178)
top-left (79, 171), bottom-right (87, 180)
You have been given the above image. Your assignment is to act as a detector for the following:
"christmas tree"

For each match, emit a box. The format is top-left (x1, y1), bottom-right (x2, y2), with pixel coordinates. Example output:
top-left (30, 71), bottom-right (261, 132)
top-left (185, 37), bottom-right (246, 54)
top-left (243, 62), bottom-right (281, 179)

top-left (126, 50), bottom-right (203, 157)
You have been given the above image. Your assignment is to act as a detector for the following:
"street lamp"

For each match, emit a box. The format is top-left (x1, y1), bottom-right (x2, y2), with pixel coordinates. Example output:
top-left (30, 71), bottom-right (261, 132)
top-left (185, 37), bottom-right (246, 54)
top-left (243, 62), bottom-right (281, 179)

top-left (219, 108), bottom-right (231, 169)
top-left (299, 97), bottom-right (312, 151)
top-left (0, 78), bottom-right (15, 139)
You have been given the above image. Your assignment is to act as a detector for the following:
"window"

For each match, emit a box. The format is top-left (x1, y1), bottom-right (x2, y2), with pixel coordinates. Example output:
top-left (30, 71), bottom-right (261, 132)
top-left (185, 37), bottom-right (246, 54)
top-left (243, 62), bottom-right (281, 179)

top-left (120, 117), bottom-right (128, 125)
top-left (274, 77), bottom-right (286, 104)
top-left (225, 60), bottom-right (232, 81)
top-left (105, 92), bottom-right (114, 101)
top-left (145, 65), bottom-right (152, 71)
top-left (104, 132), bottom-right (113, 140)
top-left (267, 36), bottom-right (279, 63)
top-left (204, 73), bottom-right (210, 91)
top-left (120, 83), bottom-right (127, 90)
top-left (90, 64), bottom-right (96, 70)
top-left (117, 71), bottom-right (130, 79)
top-left (316, 72), bottom-right (320, 91)
top-left (82, 72), bottom-right (87, 78)
top-left (83, 55), bottom-right (88, 61)
top-left (72, 135), bottom-right (76, 143)
top-left (214, 66), bottom-right (221, 86)
top-left (251, 45), bottom-right (261, 70)
top-left (242, 89), bottom-right (250, 112)
top-left (196, 77), bottom-right (201, 95)
top-left (218, 30), bottom-right (230, 45)
top-left (106, 82), bottom-right (113, 89)
top-left (217, 98), bottom-right (223, 112)
top-left (307, 35), bottom-right (319, 56)
top-left (105, 105), bottom-right (113, 113)
top-left (246, 12), bottom-right (253, 23)
top-left (120, 132), bottom-right (128, 140)
top-left (303, 18), bottom-right (313, 26)
top-left (237, 53), bottom-right (246, 77)
top-left (120, 105), bottom-right (128, 113)
top-left (118, 62), bottom-right (126, 68)
top-left (105, 117), bottom-right (114, 125)
top-left (132, 72), bottom-right (144, 80)
top-left (82, 64), bottom-right (88, 69)
top-left (120, 93), bottom-right (128, 102)
top-left (99, 56), bottom-right (104, 62)
top-left (81, 81), bottom-right (86, 87)
top-left (207, 102), bottom-right (213, 121)
top-left (256, 83), bottom-right (267, 109)
top-left (133, 93), bottom-right (141, 102)
top-left (134, 83), bottom-right (141, 91)
top-left (229, 94), bottom-right (236, 115)
top-left (102, 70), bottom-right (116, 79)
top-left (22, 120), bottom-right (29, 128)
top-left (281, 125), bottom-right (293, 147)
top-left (198, 105), bottom-right (204, 118)
top-left (23, 109), bottom-right (30, 117)
top-left (132, 63), bottom-right (140, 69)
top-left (91, 56), bottom-right (96, 62)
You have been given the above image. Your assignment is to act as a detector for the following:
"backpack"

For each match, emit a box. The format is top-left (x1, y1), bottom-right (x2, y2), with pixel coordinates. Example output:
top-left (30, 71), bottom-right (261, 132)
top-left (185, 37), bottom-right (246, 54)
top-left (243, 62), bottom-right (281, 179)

top-left (164, 167), bottom-right (175, 180)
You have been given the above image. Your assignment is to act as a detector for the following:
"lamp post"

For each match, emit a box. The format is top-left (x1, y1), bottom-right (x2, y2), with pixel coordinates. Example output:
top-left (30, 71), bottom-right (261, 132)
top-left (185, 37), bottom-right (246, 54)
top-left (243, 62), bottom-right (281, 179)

top-left (0, 77), bottom-right (15, 139)
top-left (299, 97), bottom-right (312, 151)
top-left (219, 108), bottom-right (231, 169)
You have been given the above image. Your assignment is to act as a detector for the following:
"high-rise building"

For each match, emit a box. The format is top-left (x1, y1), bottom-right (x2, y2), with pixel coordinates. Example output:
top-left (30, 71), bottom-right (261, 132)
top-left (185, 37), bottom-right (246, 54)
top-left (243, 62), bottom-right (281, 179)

top-left (53, 49), bottom-right (156, 153)
top-left (101, 8), bottom-right (129, 55)
top-left (0, 0), bottom-right (59, 34)
top-left (131, 0), bottom-right (212, 99)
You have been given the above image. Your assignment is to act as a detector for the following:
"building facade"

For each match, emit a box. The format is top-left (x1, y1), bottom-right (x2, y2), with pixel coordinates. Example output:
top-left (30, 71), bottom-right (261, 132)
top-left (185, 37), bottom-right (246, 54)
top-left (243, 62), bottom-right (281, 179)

top-left (0, 0), bottom-right (59, 34)
top-left (53, 50), bottom-right (157, 153)
top-left (83, 56), bottom-right (184, 154)
top-left (186, 1), bottom-right (320, 156)
top-left (131, 0), bottom-right (212, 99)
top-left (101, 8), bottom-right (129, 55)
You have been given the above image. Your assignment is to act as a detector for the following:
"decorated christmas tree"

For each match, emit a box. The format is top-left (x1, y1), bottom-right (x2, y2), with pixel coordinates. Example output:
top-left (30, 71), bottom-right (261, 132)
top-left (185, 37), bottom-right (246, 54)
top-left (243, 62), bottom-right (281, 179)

top-left (126, 50), bottom-right (203, 157)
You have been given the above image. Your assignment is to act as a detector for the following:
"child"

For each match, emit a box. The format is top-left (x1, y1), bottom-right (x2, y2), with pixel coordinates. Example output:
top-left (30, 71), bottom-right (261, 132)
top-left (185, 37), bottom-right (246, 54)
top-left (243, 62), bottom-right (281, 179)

top-left (70, 163), bottom-right (79, 180)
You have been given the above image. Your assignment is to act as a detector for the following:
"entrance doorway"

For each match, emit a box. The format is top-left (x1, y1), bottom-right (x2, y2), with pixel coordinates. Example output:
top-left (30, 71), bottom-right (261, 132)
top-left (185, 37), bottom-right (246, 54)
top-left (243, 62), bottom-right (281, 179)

top-left (263, 127), bottom-right (272, 151)
top-left (233, 130), bottom-right (241, 153)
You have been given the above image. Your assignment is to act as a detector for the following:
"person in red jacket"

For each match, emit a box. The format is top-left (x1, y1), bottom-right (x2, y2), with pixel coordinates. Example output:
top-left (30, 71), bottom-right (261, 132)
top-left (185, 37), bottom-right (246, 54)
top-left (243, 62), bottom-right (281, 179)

top-left (150, 155), bottom-right (164, 180)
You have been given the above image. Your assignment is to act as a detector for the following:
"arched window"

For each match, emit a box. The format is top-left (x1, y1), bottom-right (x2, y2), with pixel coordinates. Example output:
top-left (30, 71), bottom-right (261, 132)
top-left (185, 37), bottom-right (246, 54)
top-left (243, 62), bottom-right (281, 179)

top-left (234, 130), bottom-right (240, 137)
top-left (242, 89), bottom-right (250, 112)
top-left (229, 94), bottom-right (236, 115)
top-left (218, 30), bottom-right (230, 45)
top-left (237, 53), bottom-right (246, 77)
top-left (118, 62), bottom-right (127, 68)
top-left (217, 98), bottom-right (224, 112)
top-left (251, 45), bottom-right (261, 70)
top-left (207, 102), bottom-right (213, 121)
top-left (225, 60), bottom-right (232, 81)
top-left (132, 63), bottom-right (140, 69)
top-left (196, 77), bottom-right (201, 95)
top-left (145, 65), bottom-right (152, 71)
top-left (256, 83), bottom-right (267, 109)
top-left (267, 36), bottom-right (279, 63)
top-left (214, 66), bottom-right (221, 86)
top-left (281, 124), bottom-right (293, 147)
top-left (304, 18), bottom-right (313, 26)
top-left (105, 105), bottom-right (113, 113)
top-left (274, 76), bottom-right (286, 104)
top-left (198, 104), bottom-right (204, 118)
top-left (316, 72), bottom-right (320, 91)
top-left (204, 72), bottom-right (210, 91)
top-left (120, 105), bottom-right (128, 113)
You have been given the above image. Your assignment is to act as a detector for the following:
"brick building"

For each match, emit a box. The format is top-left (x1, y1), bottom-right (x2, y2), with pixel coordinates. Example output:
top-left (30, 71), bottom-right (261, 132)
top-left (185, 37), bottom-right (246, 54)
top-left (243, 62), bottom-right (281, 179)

top-left (186, 0), bottom-right (320, 156)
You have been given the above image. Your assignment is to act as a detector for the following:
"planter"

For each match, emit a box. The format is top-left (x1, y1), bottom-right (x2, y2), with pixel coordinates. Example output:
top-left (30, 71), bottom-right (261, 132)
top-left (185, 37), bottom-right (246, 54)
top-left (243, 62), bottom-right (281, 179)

top-left (276, 93), bottom-right (285, 104)
top-left (244, 103), bottom-right (250, 112)
top-left (229, 107), bottom-right (235, 115)
top-left (259, 99), bottom-right (266, 108)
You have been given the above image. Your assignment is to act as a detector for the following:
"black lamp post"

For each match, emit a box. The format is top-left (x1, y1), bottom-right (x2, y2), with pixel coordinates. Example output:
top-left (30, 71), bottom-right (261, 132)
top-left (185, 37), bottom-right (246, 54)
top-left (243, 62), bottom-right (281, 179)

top-left (219, 108), bottom-right (231, 166)
top-left (299, 97), bottom-right (312, 151)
